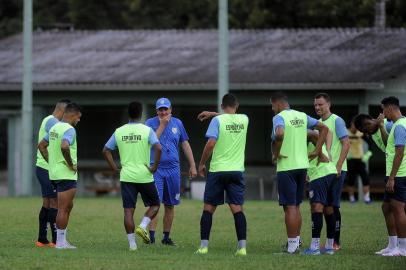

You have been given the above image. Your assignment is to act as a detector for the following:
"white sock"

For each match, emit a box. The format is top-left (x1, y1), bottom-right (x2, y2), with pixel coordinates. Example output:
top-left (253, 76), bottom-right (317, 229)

top-left (310, 238), bottom-right (320, 250)
top-left (200, 240), bottom-right (209, 248)
top-left (389, 236), bottom-right (398, 249)
top-left (398, 238), bottom-right (406, 250)
top-left (349, 195), bottom-right (355, 201)
top-left (127, 233), bottom-right (137, 248)
top-left (139, 216), bottom-right (151, 230)
top-left (238, 240), bottom-right (246, 249)
top-left (326, 238), bottom-right (334, 249)
top-left (297, 235), bottom-right (301, 243)
top-left (363, 192), bottom-right (370, 202)
top-left (56, 229), bottom-right (66, 246)
top-left (287, 238), bottom-right (298, 253)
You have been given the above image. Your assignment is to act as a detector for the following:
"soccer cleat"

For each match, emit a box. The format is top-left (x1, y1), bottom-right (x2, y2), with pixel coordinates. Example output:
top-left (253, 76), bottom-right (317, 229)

top-left (161, 238), bottom-right (176, 246)
top-left (47, 242), bottom-right (56, 248)
top-left (333, 243), bottom-right (341, 251)
top-left (321, 248), bottom-right (335, 255)
top-left (195, 247), bottom-right (208, 255)
top-left (129, 246), bottom-right (137, 252)
top-left (382, 248), bottom-right (402, 257)
top-left (302, 248), bottom-right (321, 255)
top-left (364, 199), bottom-right (373, 204)
top-left (35, 241), bottom-right (49, 247)
top-left (136, 226), bottom-right (150, 244)
top-left (235, 248), bottom-right (247, 256)
top-left (55, 242), bottom-right (77, 249)
top-left (375, 247), bottom-right (392, 255)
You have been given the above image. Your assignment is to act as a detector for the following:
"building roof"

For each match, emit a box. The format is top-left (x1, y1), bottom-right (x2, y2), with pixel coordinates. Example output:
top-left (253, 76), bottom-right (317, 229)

top-left (1, 28), bottom-right (406, 90)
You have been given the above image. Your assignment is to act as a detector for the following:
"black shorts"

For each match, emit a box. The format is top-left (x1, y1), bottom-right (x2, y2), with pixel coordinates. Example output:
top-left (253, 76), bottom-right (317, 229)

top-left (51, 180), bottom-right (77, 193)
top-left (203, 171), bottom-right (245, 206)
top-left (277, 169), bottom-right (307, 206)
top-left (383, 177), bottom-right (406, 203)
top-left (121, 181), bottom-right (160, 208)
top-left (347, 159), bottom-right (370, 186)
top-left (36, 166), bottom-right (57, 198)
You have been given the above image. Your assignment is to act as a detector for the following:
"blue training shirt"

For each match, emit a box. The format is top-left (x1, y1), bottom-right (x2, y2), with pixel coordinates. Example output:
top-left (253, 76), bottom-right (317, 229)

top-left (334, 117), bottom-right (348, 139)
top-left (145, 116), bottom-right (189, 169)
top-left (206, 117), bottom-right (220, 139)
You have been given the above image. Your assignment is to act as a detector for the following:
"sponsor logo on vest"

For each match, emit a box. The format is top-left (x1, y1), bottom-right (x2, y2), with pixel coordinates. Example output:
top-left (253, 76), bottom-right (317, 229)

top-left (226, 123), bottom-right (244, 133)
top-left (290, 117), bottom-right (304, 128)
top-left (122, 133), bottom-right (142, 142)
top-left (49, 131), bottom-right (59, 140)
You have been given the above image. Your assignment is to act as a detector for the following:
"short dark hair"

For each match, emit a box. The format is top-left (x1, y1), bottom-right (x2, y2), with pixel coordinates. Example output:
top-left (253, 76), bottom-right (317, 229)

top-left (353, 114), bottom-right (373, 131)
top-left (381, 96), bottom-right (399, 107)
top-left (270, 92), bottom-right (288, 103)
top-left (128, 101), bottom-right (143, 119)
top-left (314, 93), bottom-right (330, 102)
top-left (57, 99), bottom-right (71, 105)
top-left (222, 93), bottom-right (238, 107)
top-left (64, 102), bottom-right (81, 114)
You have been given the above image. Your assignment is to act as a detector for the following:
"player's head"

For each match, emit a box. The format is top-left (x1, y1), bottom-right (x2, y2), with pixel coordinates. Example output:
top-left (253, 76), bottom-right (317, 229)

top-left (221, 93), bottom-right (239, 111)
top-left (53, 99), bottom-right (71, 120)
top-left (270, 92), bottom-right (288, 114)
top-left (155, 97), bottom-right (172, 118)
top-left (128, 101), bottom-right (143, 120)
top-left (314, 93), bottom-right (331, 117)
top-left (63, 102), bottom-right (82, 126)
top-left (353, 114), bottom-right (378, 134)
top-left (381, 96), bottom-right (400, 121)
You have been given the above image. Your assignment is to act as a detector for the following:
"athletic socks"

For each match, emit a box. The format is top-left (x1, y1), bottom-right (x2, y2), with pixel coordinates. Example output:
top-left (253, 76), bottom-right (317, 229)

top-left (364, 192), bottom-right (371, 202)
top-left (325, 238), bottom-right (334, 250)
top-left (56, 228), bottom-right (67, 246)
top-left (139, 216), bottom-right (151, 230)
top-left (287, 238), bottom-right (298, 253)
top-left (149, 230), bottom-right (156, 242)
top-left (200, 211), bottom-right (213, 242)
top-left (399, 238), bottom-right (406, 251)
top-left (38, 207), bottom-right (49, 243)
top-left (389, 236), bottom-right (398, 249)
top-left (127, 233), bottom-right (137, 249)
top-left (233, 212), bottom-right (247, 241)
top-left (48, 208), bottom-right (58, 243)
top-left (333, 207), bottom-right (341, 245)
top-left (163, 231), bottom-right (170, 241)
top-left (325, 213), bottom-right (335, 240)
top-left (311, 212), bottom-right (323, 239)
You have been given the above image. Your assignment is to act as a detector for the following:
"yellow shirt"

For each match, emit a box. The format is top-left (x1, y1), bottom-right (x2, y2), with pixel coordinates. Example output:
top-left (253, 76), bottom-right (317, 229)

top-left (348, 129), bottom-right (364, 159)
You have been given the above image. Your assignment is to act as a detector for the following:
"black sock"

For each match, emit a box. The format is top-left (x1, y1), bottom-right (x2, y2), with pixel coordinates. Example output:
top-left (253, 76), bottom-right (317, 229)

top-left (233, 211), bottom-right (247, 241)
top-left (48, 208), bottom-right (58, 244)
top-left (163, 231), bottom-right (170, 240)
top-left (149, 230), bottom-right (155, 241)
top-left (200, 210), bottom-right (213, 240)
top-left (38, 207), bottom-right (49, 243)
top-left (311, 212), bottom-right (323, 238)
top-left (324, 213), bottom-right (335, 239)
top-left (333, 207), bottom-right (341, 244)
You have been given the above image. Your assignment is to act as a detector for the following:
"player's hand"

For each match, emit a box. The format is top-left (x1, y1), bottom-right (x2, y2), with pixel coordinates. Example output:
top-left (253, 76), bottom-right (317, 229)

top-left (317, 152), bottom-right (329, 165)
top-left (386, 177), bottom-right (395, 193)
top-left (272, 153), bottom-right (287, 164)
top-left (198, 164), bottom-right (206, 177)
top-left (197, 111), bottom-right (215, 122)
top-left (336, 164), bottom-right (342, 177)
top-left (69, 164), bottom-right (77, 173)
top-left (146, 164), bottom-right (158, 173)
top-left (159, 114), bottom-right (171, 126)
top-left (308, 150), bottom-right (319, 161)
top-left (377, 113), bottom-right (385, 126)
top-left (189, 165), bottom-right (197, 179)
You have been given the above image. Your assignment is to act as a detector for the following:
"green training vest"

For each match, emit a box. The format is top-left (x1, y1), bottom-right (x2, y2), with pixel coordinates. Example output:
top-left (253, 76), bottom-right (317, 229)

top-left (48, 122), bottom-right (77, 181)
top-left (385, 118), bottom-right (406, 177)
top-left (276, 110), bottom-right (309, 172)
top-left (371, 119), bottom-right (388, 153)
top-left (36, 115), bottom-right (55, 170)
top-left (321, 114), bottom-right (347, 171)
top-left (115, 123), bottom-right (154, 183)
top-left (209, 114), bottom-right (249, 172)
top-left (307, 142), bottom-right (337, 181)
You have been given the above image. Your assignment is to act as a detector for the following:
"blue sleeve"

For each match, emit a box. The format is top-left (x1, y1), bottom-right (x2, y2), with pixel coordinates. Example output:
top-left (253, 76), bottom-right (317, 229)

top-left (45, 117), bottom-right (59, 133)
top-left (145, 118), bottom-right (152, 128)
top-left (62, 128), bottom-right (75, 145)
top-left (43, 133), bottom-right (49, 142)
top-left (104, 133), bottom-right (117, 150)
top-left (306, 115), bottom-right (318, 129)
top-left (335, 117), bottom-right (348, 139)
top-left (386, 121), bottom-right (394, 133)
top-left (394, 125), bottom-right (406, 147)
top-left (178, 120), bottom-right (189, 142)
top-left (272, 115), bottom-right (285, 130)
top-left (149, 129), bottom-right (159, 145)
top-left (205, 117), bottom-right (220, 139)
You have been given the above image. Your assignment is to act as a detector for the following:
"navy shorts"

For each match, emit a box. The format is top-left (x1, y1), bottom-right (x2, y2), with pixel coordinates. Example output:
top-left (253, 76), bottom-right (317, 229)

top-left (51, 180), bottom-right (77, 193)
top-left (383, 177), bottom-right (406, 203)
top-left (331, 171), bottom-right (347, 208)
top-left (36, 166), bottom-right (57, 198)
top-left (121, 181), bottom-right (160, 209)
top-left (153, 167), bottom-right (181, 206)
top-left (309, 174), bottom-right (335, 206)
top-left (204, 171), bottom-right (245, 206)
top-left (277, 169), bottom-right (307, 206)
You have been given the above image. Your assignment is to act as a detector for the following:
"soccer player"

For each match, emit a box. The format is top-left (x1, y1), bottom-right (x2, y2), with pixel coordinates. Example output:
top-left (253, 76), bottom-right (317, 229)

top-left (145, 97), bottom-right (197, 245)
top-left (38, 102), bottom-right (82, 249)
top-left (353, 113), bottom-right (399, 255)
top-left (302, 130), bottom-right (337, 255)
top-left (195, 93), bottom-right (249, 256)
top-left (35, 99), bottom-right (70, 247)
top-left (314, 93), bottom-right (350, 250)
top-left (380, 96), bottom-right (406, 256)
top-left (102, 101), bottom-right (162, 251)
top-left (271, 92), bottom-right (328, 254)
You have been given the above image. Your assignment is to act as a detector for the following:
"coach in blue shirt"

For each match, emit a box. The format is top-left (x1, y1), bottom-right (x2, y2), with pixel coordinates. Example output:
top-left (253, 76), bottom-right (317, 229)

top-left (145, 97), bottom-right (197, 245)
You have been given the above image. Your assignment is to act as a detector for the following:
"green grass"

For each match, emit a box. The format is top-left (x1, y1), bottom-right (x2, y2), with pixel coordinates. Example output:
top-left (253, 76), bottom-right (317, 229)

top-left (0, 198), bottom-right (405, 269)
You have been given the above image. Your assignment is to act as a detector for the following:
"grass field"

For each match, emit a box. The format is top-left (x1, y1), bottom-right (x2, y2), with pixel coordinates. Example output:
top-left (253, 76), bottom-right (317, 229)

top-left (0, 197), bottom-right (405, 270)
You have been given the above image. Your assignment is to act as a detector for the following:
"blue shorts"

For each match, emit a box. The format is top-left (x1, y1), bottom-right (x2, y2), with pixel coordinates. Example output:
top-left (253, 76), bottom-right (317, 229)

top-left (153, 167), bottom-right (181, 206)
top-left (309, 174), bottom-right (335, 206)
top-left (36, 166), bottom-right (57, 198)
top-left (383, 177), bottom-right (406, 203)
top-left (121, 181), bottom-right (160, 209)
top-left (331, 171), bottom-right (347, 207)
top-left (277, 169), bottom-right (307, 206)
top-left (51, 180), bottom-right (77, 193)
top-left (204, 171), bottom-right (245, 206)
